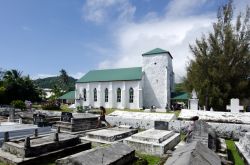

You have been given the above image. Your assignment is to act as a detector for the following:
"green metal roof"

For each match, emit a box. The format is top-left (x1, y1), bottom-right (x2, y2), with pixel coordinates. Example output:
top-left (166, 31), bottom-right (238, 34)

top-left (142, 48), bottom-right (173, 58)
top-left (171, 92), bottom-right (190, 100)
top-left (58, 91), bottom-right (75, 100)
top-left (77, 67), bottom-right (143, 83)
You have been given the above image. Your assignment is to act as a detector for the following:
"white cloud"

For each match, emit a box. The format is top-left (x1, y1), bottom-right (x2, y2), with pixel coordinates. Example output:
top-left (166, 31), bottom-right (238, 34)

top-left (69, 72), bottom-right (85, 79)
top-left (82, 0), bottom-right (135, 23)
top-left (93, 0), bottom-right (249, 83)
top-left (165, 0), bottom-right (208, 17)
top-left (96, 1), bottom-right (215, 82)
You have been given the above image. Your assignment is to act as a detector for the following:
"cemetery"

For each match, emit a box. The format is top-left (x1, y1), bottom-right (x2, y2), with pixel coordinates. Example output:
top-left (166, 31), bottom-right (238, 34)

top-left (0, 83), bottom-right (249, 165)
top-left (0, 1), bottom-right (249, 164)
top-left (0, 96), bottom-right (249, 164)
top-left (1, 84), bottom-right (248, 165)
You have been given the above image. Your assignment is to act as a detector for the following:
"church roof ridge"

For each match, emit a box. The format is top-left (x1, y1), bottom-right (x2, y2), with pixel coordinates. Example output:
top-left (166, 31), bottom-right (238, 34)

top-left (142, 48), bottom-right (173, 58)
top-left (77, 67), bottom-right (143, 83)
top-left (91, 66), bottom-right (142, 72)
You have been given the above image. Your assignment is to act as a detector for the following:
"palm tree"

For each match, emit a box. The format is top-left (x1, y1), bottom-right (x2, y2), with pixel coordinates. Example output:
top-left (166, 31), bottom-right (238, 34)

top-left (3, 69), bottom-right (22, 82)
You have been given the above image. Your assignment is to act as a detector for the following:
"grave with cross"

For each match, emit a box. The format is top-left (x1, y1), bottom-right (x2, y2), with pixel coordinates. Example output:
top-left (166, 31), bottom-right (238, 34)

top-left (226, 98), bottom-right (244, 113)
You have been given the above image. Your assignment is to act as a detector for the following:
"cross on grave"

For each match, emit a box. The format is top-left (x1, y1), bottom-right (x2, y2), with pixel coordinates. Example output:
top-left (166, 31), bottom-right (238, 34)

top-left (226, 98), bottom-right (244, 113)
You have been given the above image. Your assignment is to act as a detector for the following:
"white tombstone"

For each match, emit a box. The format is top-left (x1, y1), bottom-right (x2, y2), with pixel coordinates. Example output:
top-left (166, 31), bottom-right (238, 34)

top-left (188, 89), bottom-right (199, 110)
top-left (191, 90), bottom-right (197, 99)
top-left (226, 98), bottom-right (243, 113)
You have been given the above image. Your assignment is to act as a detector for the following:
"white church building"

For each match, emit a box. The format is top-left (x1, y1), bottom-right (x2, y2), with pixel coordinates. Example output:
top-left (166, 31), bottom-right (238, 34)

top-left (75, 48), bottom-right (174, 109)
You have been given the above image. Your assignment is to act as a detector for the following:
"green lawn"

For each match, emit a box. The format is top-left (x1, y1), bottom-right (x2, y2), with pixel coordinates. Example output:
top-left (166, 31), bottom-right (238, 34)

top-left (226, 140), bottom-right (244, 165)
top-left (135, 152), bottom-right (161, 165)
top-left (60, 104), bottom-right (74, 112)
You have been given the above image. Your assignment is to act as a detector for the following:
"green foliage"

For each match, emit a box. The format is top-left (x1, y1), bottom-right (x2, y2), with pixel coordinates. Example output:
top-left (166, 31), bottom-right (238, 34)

top-left (41, 101), bottom-right (61, 110)
top-left (60, 104), bottom-right (73, 112)
top-left (175, 83), bottom-right (186, 92)
top-left (59, 69), bottom-right (70, 91)
top-left (76, 105), bottom-right (84, 112)
top-left (50, 84), bottom-right (63, 100)
top-left (0, 69), bottom-right (41, 104)
top-left (34, 76), bottom-right (76, 91)
top-left (135, 152), bottom-right (161, 165)
top-left (185, 1), bottom-right (250, 111)
top-left (226, 140), bottom-right (244, 165)
top-left (11, 100), bottom-right (26, 110)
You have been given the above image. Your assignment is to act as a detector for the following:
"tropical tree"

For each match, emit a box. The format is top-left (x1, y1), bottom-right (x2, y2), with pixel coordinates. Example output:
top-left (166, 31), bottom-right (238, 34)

top-left (50, 84), bottom-right (63, 100)
top-left (1, 69), bottom-right (41, 104)
top-left (184, 1), bottom-right (250, 111)
top-left (59, 69), bottom-right (69, 91)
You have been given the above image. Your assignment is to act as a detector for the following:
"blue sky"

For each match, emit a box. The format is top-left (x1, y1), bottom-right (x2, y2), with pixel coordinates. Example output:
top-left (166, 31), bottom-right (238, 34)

top-left (0, 0), bottom-right (249, 82)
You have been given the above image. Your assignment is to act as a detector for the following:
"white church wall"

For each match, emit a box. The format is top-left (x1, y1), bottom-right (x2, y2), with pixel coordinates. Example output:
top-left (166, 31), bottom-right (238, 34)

top-left (75, 80), bottom-right (141, 109)
top-left (125, 81), bottom-right (141, 109)
top-left (142, 53), bottom-right (170, 109)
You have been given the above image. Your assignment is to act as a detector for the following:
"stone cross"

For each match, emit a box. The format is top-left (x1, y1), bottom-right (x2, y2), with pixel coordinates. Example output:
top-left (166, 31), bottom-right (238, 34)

top-left (226, 98), bottom-right (244, 113)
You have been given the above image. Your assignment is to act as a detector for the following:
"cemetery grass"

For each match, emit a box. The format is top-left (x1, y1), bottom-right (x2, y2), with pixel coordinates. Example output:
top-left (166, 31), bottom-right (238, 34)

top-left (135, 152), bottom-right (161, 165)
top-left (226, 140), bottom-right (244, 165)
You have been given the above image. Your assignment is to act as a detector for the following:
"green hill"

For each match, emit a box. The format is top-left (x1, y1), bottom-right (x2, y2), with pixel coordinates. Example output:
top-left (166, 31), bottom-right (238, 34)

top-left (34, 76), bottom-right (76, 90)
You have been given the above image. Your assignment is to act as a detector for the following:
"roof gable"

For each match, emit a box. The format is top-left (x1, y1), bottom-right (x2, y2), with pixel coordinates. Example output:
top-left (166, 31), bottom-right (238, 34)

top-left (77, 67), bottom-right (143, 83)
top-left (58, 91), bottom-right (75, 100)
top-left (142, 48), bottom-right (173, 58)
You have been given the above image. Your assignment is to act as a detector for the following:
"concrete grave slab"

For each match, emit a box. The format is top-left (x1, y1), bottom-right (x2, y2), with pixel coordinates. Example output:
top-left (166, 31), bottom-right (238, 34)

top-left (81, 127), bottom-right (138, 144)
top-left (0, 122), bottom-right (52, 146)
top-left (55, 113), bottom-right (98, 132)
top-left (235, 132), bottom-right (250, 165)
top-left (106, 110), bottom-right (176, 129)
top-left (124, 129), bottom-right (180, 156)
top-left (179, 109), bottom-right (250, 124)
top-left (0, 133), bottom-right (91, 165)
top-left (164, 141), bottom-right (221, 165)
top-left (56, 143), bottom-right (135, 165)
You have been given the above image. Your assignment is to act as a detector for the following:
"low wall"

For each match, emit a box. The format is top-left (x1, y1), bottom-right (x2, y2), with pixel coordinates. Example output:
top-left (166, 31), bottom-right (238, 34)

top-left (106, 110), bottom-right (176, 129)
top-left (169, 120), bottom-right (250, 140)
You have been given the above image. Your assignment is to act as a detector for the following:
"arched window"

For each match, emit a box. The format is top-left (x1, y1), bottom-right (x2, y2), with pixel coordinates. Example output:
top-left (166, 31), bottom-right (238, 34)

top-left (83, 88), bottom-right (87, 101)
top-left (105, 88), bottom-right (108, 102)
top-left (117, 88), bottom-right (121, 102)
top-left (93, 88), bottom-right (97, 102)
top-left (129, 88), bottom-right (134, 103)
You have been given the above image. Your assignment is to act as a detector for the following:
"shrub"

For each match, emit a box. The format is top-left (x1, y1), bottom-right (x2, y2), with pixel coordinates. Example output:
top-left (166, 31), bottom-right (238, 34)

top-left (11, 100), bottom-right (26, 110)
top-left (41, 101), bottom-right (61, 110)
top-left (77, 106), bottom-right (84, 113)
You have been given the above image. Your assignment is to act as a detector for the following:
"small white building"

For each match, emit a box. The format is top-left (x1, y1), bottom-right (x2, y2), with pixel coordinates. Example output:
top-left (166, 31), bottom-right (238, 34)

top-left (75, 48), bottom-right (174, 109)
